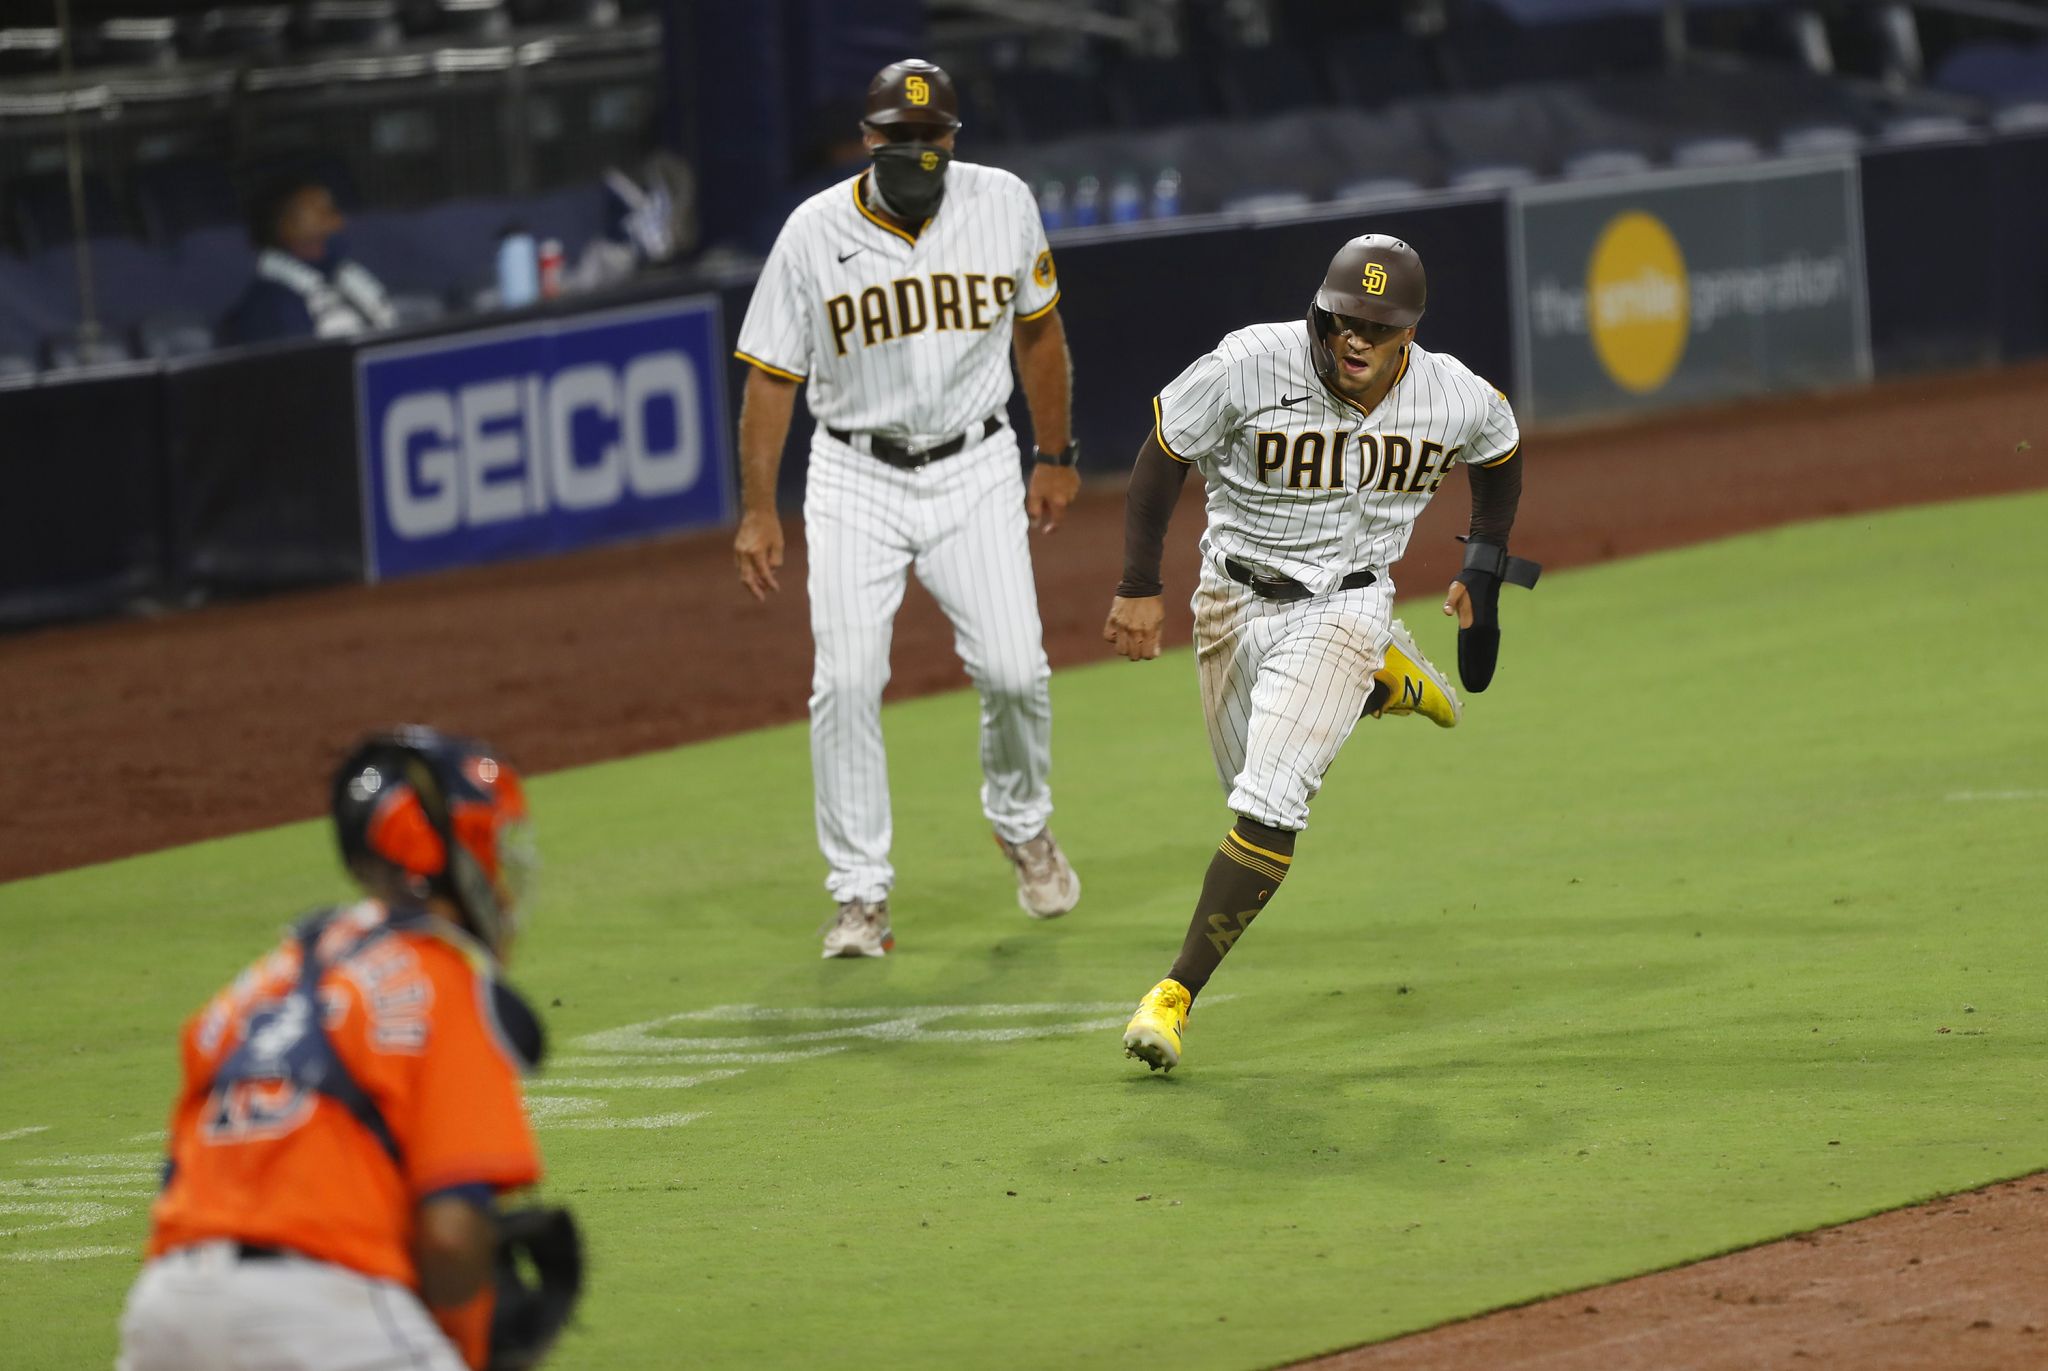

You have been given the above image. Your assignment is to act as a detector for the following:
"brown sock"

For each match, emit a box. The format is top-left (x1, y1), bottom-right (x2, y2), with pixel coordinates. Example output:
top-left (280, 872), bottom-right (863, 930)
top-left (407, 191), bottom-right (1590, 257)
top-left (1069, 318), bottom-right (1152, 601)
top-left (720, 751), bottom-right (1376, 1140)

top-left (1166, 816), bottom-right (1296, 999)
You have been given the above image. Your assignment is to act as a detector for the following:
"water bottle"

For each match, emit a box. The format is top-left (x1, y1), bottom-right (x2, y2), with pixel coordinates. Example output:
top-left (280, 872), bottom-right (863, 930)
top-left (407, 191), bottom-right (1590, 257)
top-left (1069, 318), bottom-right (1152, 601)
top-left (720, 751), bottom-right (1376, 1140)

top-left (1150, 166), bottom-right (1182, 220)
top-left (1108, 174), bottom-right (1144, 225)
top-left (1038, 179), bottom-right (1067, 231)
top-left (538, 238), bottom-right (564, 298)
top-left (1070, 174), bottom-right (1101, 228)
top-left (496, 229), bottom-right (538, 308)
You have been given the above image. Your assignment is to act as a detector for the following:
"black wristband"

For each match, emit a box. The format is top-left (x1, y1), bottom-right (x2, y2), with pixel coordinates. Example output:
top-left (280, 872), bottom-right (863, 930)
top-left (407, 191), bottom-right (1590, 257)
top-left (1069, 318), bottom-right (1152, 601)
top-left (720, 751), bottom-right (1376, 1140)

top-left (1034, 440), bottom-right (1080, 468)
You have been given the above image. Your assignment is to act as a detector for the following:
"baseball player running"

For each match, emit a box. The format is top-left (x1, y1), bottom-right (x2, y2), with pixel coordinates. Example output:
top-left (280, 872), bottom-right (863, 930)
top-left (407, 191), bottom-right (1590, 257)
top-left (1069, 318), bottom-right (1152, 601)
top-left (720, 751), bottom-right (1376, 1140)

top-left (1105, 234), bottom-right (1534, 1072)
top-left (119, 728), bottom-right (581, 1371)
top-left (732, 58), bottom-right (1084, 958)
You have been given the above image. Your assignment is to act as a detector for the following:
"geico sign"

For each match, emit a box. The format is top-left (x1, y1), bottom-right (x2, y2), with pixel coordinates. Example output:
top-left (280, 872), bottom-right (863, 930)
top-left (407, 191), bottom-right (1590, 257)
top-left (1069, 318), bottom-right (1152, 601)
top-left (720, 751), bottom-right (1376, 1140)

top-left (381, 351), bottom-right (702, 538)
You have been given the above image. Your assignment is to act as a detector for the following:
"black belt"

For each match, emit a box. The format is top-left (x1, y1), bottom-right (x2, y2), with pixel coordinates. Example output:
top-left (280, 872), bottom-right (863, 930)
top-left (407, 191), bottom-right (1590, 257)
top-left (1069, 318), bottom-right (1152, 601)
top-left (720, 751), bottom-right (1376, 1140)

top-left (1224, 557), bottom-right (1377, 602)
top-left (236, 1242), bottom-right (288, 1261)
top-left (826, 415), bottom-right (1002, 470)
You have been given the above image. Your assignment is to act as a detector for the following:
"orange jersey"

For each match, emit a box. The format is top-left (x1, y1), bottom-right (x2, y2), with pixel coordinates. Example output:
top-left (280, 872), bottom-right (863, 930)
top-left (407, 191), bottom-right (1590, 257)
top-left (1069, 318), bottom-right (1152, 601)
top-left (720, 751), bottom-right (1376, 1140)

top-left (147, 900), bottom-right (542, 1292)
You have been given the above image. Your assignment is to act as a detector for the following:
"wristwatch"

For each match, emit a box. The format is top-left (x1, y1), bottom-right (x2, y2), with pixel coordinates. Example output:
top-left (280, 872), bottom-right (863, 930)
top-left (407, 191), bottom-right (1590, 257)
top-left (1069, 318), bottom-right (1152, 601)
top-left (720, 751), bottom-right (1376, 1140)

top-left (1035, 441), bottom-right (1080, 468)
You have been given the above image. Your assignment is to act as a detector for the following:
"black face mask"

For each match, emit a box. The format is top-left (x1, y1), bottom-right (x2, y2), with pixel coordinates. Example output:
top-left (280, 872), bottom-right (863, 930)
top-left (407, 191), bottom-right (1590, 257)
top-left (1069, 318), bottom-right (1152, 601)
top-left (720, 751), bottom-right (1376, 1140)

top-left (870, 142), bottom-right (951, 222)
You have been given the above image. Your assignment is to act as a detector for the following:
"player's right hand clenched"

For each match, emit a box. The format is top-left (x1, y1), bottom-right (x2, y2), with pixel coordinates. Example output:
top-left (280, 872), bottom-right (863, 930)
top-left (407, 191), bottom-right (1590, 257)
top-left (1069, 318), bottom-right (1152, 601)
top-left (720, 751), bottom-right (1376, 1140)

top-left (734, 510), bottom-right (785, 602)
top-left (1103, 595), bottom-right (1165, 661)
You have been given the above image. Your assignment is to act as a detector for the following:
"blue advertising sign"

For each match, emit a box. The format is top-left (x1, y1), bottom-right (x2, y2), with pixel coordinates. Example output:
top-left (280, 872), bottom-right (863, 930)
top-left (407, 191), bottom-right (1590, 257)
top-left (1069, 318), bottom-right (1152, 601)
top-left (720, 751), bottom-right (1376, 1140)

top-left (356, 296), bottom-right (733, 581)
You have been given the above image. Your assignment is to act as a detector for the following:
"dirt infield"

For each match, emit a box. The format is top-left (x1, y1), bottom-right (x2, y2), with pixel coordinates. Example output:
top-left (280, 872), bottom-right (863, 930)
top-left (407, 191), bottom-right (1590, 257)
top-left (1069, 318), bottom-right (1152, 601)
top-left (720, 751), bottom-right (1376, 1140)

top-left (3, 359), bottom-right (2044, 1366)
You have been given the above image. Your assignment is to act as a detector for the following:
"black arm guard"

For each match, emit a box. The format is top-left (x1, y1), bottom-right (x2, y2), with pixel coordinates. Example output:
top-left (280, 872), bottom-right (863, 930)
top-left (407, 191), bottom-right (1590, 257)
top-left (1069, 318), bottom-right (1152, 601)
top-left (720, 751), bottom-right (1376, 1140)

top-left (487, 1207), bottom-right (584, 1371)
top-left (1452, 538), bottom-right (1542, 693)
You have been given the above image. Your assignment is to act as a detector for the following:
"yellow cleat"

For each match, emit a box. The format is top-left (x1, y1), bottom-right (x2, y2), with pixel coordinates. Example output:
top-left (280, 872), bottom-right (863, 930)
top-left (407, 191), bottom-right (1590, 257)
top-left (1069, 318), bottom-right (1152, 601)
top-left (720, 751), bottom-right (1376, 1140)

top-left (1123, 978), bottom-right (1193, 1072)
top-left (1369, 618), bottom-right (1462, 728)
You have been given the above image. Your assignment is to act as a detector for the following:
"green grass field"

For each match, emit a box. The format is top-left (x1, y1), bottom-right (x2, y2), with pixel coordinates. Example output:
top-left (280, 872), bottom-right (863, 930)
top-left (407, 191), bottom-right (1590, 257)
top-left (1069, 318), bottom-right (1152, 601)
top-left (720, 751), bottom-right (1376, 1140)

top-left (4, 493), bottom-right (2045, 1370)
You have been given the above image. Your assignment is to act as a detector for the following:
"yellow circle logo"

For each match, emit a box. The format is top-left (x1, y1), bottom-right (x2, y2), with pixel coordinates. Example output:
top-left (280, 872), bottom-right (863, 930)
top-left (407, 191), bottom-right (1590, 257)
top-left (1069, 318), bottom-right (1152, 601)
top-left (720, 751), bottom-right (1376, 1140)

top-left (1585, 211), bottom-right (1688, 394)
top-left (920, 150), bottom-right (939, 171)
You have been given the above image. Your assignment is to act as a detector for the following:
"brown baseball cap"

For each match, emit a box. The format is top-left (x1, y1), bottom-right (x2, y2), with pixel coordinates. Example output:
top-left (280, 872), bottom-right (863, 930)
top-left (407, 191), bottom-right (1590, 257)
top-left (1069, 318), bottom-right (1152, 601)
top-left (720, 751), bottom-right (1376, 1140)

top-left (1314, 233), bottom-right (1426, 328)
top-left (863, 58), bottom-right (962, 131)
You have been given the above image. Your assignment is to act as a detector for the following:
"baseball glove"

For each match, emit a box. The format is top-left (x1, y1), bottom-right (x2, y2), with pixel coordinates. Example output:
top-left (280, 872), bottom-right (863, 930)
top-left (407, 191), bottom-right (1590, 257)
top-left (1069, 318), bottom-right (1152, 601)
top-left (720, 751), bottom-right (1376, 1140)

top-left (1453, 538), bottom-right (1541, 692)
top-left (486, 1206), bottom-right (583, 1371)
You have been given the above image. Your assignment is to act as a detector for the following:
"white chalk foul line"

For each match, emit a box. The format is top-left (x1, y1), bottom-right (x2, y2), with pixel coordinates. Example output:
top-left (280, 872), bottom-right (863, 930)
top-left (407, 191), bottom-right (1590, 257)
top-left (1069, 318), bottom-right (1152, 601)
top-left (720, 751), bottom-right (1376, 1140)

top-left (22, 1153), bottom-right (160, 1170)
top-left (538, 1072), bottom-right (744, 1091)
top-left (3, 1245), bottom-right (133, 1263)
top-left (1946, 789), bottom-right (2048, 802)
top-left (571, 999), bottom-right (1232, 1055)
top-left (549, 1048), bottom-right (847, 1067)
top-left (0, 1126), bottom-right (52, 1144)
top-left (0, 1177), bottom-right (157, 1197)
top-left (0, 1200), bottom-right (133, 1238)
top-left (545, 1112), bottom-right (708, 1132)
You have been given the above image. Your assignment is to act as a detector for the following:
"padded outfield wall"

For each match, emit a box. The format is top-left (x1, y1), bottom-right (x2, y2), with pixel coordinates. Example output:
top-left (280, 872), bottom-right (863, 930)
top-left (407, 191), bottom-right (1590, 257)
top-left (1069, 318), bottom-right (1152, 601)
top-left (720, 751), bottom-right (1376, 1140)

top-left (2, 130), bottom-right (2045, 627)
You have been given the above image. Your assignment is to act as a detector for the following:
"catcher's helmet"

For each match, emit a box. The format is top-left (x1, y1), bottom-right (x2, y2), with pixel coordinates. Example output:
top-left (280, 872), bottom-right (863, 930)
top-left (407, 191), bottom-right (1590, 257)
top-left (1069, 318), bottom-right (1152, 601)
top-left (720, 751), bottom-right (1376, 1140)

top-left (863, 58), bottom-right (961, 131)
top-left (331, 726), bottom-right (534, 955)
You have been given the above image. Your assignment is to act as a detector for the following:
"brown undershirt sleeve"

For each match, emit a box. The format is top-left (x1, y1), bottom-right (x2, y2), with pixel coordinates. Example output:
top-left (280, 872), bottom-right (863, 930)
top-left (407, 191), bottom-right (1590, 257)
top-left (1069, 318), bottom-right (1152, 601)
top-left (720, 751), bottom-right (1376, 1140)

top-left (1115, 432), bottom-right (1194, 599)
top-left (1467, 451), bottom-right (1522, 547)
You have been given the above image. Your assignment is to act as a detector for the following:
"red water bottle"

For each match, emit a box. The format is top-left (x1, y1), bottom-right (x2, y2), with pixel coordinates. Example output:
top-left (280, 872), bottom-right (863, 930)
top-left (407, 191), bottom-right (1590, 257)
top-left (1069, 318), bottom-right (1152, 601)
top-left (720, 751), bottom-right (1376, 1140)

top-left (538, 238), bottom-right (564, 298)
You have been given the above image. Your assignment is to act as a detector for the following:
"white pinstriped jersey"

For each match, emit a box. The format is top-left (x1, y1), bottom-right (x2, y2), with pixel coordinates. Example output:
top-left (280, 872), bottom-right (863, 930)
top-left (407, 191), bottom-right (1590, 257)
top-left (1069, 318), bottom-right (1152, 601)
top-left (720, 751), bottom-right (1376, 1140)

top-left (1155, 324), bottom-right (1520, 593)
top-left (734, 162), bottom-right (1059, 443)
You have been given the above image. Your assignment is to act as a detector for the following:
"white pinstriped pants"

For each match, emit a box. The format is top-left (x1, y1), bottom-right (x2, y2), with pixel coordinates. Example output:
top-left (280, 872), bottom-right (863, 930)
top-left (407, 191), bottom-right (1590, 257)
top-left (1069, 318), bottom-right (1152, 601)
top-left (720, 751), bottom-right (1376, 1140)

top-left (1192, 551), bottom-right (1394, 832)
top-left (804, 427), bottom-right (1054, 904)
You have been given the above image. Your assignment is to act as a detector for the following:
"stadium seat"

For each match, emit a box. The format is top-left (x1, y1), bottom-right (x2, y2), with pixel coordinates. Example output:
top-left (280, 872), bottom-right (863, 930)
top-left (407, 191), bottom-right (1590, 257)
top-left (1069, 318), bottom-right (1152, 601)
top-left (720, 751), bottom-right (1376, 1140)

top-left (0, 27), bottom-right (62, 77)
top-left (1991, 101), bottom-right (2048, 134)
top-left (415, 0), bottom-right (512, 40)
top-left (1315, 105), bottom-right (1442, 192)
top-left (1777, 123), bottom-right (1862, 156)
top-left (32, 238), bottom-right (183, 330)
top-left (92, 17), bottom-right (180, 67)
top-left (1103, 53), bottom-right (1220, 129)
top-left (1446, 163), bottom-right (1540, 190)
top-left (1415, 89), bottom-right (1560, 181)
top-left (1442, 8), bottom-right (1663, 88)
top-left (511, 0), bottom-right (620, 26)
top-left (7, 171), bottom-right (128, 255)
top-left (1328, 175), bottom-right (1426, 204)
top-left (1322, 28), bottom-right (1441, 107)
top-left (137, 314), bottom-right (217, 360)
top-left (1930, 41), bottom-right (2048, 103)
top-left (1669, 134), bottom-right (1762, 167)
top-left (988, 66), bottom-right (1115, 144)
top-left (1220, 190), bottom-right (1315, 217)
top-left (171, 225), bottom-right (259, 320)
top-left (43, 332), bottom-right (138, 371)
top-left (133, 157), bottom-right (243, 243)
top-left (1874, 112), bottom-right (1973, 145)
top-left (297, 0), bottom-right (403, 51)
top-left (1213, 40), bottom-right (1332, 118)
top-left (1560, 148), bottom-right (1653, 179)
top-left (187, 6), bottom-right (292, 60)
top-left (389, 291), bottom-right (448, 327)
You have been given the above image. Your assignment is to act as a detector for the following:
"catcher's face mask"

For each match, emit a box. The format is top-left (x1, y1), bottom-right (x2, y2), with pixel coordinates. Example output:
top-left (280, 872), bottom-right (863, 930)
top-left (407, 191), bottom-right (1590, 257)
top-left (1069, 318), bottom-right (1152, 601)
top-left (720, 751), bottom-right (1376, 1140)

top-left (333, 728), bottom-right (537, 959)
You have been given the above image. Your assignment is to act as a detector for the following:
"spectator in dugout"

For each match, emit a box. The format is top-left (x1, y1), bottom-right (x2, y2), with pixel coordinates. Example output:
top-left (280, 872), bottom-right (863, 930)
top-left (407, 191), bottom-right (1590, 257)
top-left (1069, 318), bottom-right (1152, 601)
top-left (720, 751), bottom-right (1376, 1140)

top-left (221, 172), bottom-right (397, 344)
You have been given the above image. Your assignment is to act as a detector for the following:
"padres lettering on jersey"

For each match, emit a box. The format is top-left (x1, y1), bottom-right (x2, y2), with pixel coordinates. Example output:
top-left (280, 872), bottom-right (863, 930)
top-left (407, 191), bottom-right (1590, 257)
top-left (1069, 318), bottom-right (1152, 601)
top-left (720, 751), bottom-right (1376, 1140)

top-left (1154, 325), bottom-right (1518, 592)
top-left (735, 162), bottom-right (1059, 443)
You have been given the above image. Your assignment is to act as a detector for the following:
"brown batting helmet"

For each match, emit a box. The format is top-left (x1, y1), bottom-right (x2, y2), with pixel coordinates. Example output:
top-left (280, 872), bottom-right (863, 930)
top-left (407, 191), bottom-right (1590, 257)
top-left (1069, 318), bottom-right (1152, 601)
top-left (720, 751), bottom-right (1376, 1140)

top-left (863, 58), bottom-right (962, 131)
top-left (1312, 234), bottom-right (1426, 329)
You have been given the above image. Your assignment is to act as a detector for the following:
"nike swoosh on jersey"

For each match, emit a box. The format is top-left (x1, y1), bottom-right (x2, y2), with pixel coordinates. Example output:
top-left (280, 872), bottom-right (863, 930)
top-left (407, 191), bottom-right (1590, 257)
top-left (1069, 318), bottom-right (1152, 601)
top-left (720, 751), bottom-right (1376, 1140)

top-left (1279, 394), bottom-right (1311, 407)
top-left (837, 247), bottom-right (866, 263)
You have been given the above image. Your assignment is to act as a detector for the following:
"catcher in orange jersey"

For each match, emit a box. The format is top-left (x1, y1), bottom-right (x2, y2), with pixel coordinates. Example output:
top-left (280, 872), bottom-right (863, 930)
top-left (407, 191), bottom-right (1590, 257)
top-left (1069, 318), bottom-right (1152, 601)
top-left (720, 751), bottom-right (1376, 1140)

top-left (119, 727), bottom-right (581, 1371)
